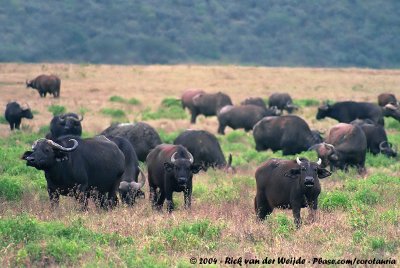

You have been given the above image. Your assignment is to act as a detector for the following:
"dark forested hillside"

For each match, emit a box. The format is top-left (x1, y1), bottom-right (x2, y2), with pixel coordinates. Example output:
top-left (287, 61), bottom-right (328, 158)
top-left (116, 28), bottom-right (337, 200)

top-left (1, 0), bottom-right (399, 67)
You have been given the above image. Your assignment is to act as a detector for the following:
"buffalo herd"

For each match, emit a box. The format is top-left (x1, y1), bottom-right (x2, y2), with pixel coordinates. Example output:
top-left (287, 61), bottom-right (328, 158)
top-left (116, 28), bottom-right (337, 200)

top-left (4, 76), bottom-right (400, 227)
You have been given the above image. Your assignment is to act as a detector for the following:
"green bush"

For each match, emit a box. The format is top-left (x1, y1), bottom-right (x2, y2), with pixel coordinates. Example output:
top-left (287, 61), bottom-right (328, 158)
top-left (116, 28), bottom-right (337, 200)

top-left (319, 191), bottom-right (351, 211)
top-left (0, 176), bottom-right (25, 201)
top-left (100, 108), bottom-right (126, 118)
top-left (48, 105), bottom-right (66, 116)
top-left (141, 98), bottom-right (187, 120)
top-left (109, 95), bottom-right (141, 105)
top-left (293, 98), bottom-right (320, 107)
top-left (0, 115), bottom-right (7, 124)
top-left (354, 188), bottom-right (379, 205)
top-left (269, 213), bottom-right (295, 238)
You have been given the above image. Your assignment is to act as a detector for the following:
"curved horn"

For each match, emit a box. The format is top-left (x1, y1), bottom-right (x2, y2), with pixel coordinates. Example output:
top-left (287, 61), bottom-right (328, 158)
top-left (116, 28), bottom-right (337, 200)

top-left (170, 152), bottom-right (177, 164)
top-left (58, 114), bottom-right (66, 123)
top-left (385, 104), bottom-right (398, 111)
top-left (47, 139), bottom-right (78, 152)
top-left (32, 138), bottom-right (46, 149)
top-left (69, 114), bottom-right (84, 122)
top-left (130, 167), bottom-right (146, 190)
top-left (187, 151), bottom-right (194, 164)
top-left (308, 143), bottom-right (321, 151)
top-left (379, 141), bottom-right (389, 151)
top-left (316, 158), bottom-right (322, 165)
top-left (296, 157), bottom-right (302, 165)
top-left (324, 142), bottom-right (335, 149)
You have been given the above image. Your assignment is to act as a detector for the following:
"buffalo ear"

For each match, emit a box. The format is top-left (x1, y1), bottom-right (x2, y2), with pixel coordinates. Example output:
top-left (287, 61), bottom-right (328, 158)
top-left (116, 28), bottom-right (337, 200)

top-left (21, 151), bottom-right (33, 160)
top-left (284, 168), bottom-right (300, 179)
top-left (317, 168), bottom-right (331, 179)
top-left (164, 162), bottom-right (174, 172)
top-left (191, 164), bottom-right (202, 174)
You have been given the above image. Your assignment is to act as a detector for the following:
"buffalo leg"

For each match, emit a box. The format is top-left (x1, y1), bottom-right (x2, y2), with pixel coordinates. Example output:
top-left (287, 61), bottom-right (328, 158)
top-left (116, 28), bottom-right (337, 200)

top-left (165, 193), bottom-right (174, 213)
top-left (217, 123), bottom-right (225, 135)
top-left (292, 205), bottom-right (302, 228)
top-left (184, 187), bottom-right (192, 209)
top-left (149, 186), bottom-right (158, 206)
top-left (190, 111), bottom-right (198, 124)
top-left (307, 199), bottom-right (318, 223)
top-left (77, 183), bottom-right (89, 210)
top-left (154, 191), bottom-right (165, 211)
top-left (255, 192), bottom-right (272, 220)
top-left (9, 123), bottom-right (14, 130)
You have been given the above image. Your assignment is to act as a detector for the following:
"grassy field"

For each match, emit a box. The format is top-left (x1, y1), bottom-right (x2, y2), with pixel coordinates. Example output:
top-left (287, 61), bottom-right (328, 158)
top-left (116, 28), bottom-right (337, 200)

top-left (0, 63), bottom-right (399, 267)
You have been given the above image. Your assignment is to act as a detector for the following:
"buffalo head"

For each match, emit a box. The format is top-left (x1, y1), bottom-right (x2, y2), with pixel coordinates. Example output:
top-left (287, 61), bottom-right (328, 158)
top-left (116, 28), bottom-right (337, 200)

top-left (379, 141), bottom-right (397, 158)
top-left (308, 142), bottom-right (339, 168)
top-left (22, 138), bottom-right (78, 170)
top-left (383, 104), bottom-right (400, 121)
top-left (285, 157), bottom-right (331, 187)
top-left (119, 168), bottom-right (146, 203)
top-left (316, 104), bottom-right (331, 120)
top-left (21, 103), bottom-right (34, 119)
top-left (164, 151), bottom-right (201, 186)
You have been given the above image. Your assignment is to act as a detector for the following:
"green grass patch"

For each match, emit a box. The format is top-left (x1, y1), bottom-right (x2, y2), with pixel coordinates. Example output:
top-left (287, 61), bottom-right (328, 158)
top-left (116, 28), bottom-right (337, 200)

top-left (0, 115), bottom-right (7, 124)
top-left (148, 219), bottom-right (223, 253)
top-left (109, 95), bottom-right (141, 105)
top-left (293, 98), bottom-right (320, 107)
top-left (31, 110), bottom-right (40, 115)
top-left (48, 105), bottom-right (66, 116)
top-left (385, 117), bottom-right (400, 130)
top-left (0, 215), bottom-right (133, 266)
top-left (141, 97), bottom-right (186, 120)
top-left (100, 108), bottom-right (126, 118)
top-left (157, 129), bottom-right (182, 144)
top-left (267, 213), bottom-right (295, 238)
top-left (319, 191), bottom-right (351, 211)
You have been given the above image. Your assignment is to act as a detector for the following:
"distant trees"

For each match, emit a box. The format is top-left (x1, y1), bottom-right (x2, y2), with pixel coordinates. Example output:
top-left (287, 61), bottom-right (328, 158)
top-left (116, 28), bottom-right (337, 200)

top-left (0, 0), bottom-right (399, 67)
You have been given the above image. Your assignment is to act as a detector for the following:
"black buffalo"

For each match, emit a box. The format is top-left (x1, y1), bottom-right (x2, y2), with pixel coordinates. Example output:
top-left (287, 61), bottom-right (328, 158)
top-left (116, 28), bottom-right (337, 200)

top-left (181, 89), bottom-right (205, 123)
top-left (146, 144), bottom-right (202, 212)
top-left (268, 93), bottom-right (298, 113)
top-left (22, 136), bottom-right (125, 209)
top-left (378, 93), bottom-right (398, 107)
top-left (255, 157), bottom-right (331, 228)
top-left (46, 113), bottom-right (83, 140)
top-left (4, 102), bottom-right (33, 130)
top-left (26, 74), bottom-right (61, 98)
top-left (190, 92), bottom-right (233, 123)
top-left (217, 104), bottom-right (279, 134)
top-left (173, 129), bottom-right (234, 172)
top-left (106, 136), bottom-right (146, 205)
top-left (312, 123), bottom-right (367, 174)
top-left (350, 120), bottom-right (397, 157)
top-left (253, 115), bottom-right (323, 155)
top-left (101, 122), bottom-right (162, 162)
top-left (316, 101), bottom-right (384, 126)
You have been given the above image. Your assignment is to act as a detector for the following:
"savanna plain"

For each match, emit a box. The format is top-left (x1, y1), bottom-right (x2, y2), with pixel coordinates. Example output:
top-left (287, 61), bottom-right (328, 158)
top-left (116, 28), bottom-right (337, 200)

top-left (0, 63), bottom-right (399, 267)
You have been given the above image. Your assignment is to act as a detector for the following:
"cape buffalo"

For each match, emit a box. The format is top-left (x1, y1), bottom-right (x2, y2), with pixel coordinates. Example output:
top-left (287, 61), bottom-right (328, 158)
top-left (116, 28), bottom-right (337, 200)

top-left (181, 89), bottom-right (206, 123)
top-left (101, 122), bottom-right (162, 162)
top-left (350, 120), bottom-right (397, 157)
top-left (378, 93), bottom-right (398, 107)
top-left (255, 157), bottom-right (331, 228)
top-left (268, 93), bottom-right (298, 113)
top-left (26, 74), bottom-right (61, 98)
top-left (316, 101), bottom-right (384, 126)
top-left (217, 104), bottom-right (279, 134)
top-left (22, 136), bottom-right (125, 209)
top-left (173, 129), bottom-right (234, 172)
top-left (4, 102), bottom-right (33, 130)
top-left (253, 115), bottom-right (323, 155)
top-left (46, 113), bottom-right (83, 140)
top-left (146, 144), bottom-right (202, 212)
top-left (190, 92), bottom-right (233, 123)
top-left (106, 136), bottom-right (146, 205)
top-left (312, 123), bottom-right (367, 174)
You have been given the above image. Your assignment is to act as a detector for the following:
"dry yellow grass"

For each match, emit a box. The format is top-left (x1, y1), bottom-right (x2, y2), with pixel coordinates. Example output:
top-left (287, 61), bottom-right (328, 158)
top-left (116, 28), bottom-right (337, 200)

top-left (0, 63), bottom-right (399, 266)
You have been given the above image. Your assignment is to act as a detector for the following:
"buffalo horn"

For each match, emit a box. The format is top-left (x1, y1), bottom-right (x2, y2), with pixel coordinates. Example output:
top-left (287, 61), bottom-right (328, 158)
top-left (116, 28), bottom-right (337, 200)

top-left (32, 138), bottom-right (46, 149)
top-left (308, 143), bottom-right (321, 151)
top-left (69, 114), bottom-right (84, 122)
top-left (384, 103), bottom-right (398, 111)
top-left (47, 139), bottom-right (78, 152)
top-left (379, 141), bottom-right (389, 151)
top-left (59, 114), bottom-right (66, 123)
top-left (324, 142), bottom-right (335, 149)
top-left (188, 151), bottom-right (194, 164)
top-left (316, 158), bottom-right (322, 165)
top-left (130, 167), bottom-right (146, 190)
top-left (171, 152), bottom-right (177, 164)
top-left (296, 157), bottom-right (302, 165)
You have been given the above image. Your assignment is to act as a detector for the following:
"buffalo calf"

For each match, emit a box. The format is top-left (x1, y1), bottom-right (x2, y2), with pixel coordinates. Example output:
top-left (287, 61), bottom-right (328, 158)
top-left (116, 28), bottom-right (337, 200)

top-left (147, 144), bottom-right (202, 212)
top-left (5, 102), bottom-right (33, 130)
top-left (255, 157), bottom-right (331, 228)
